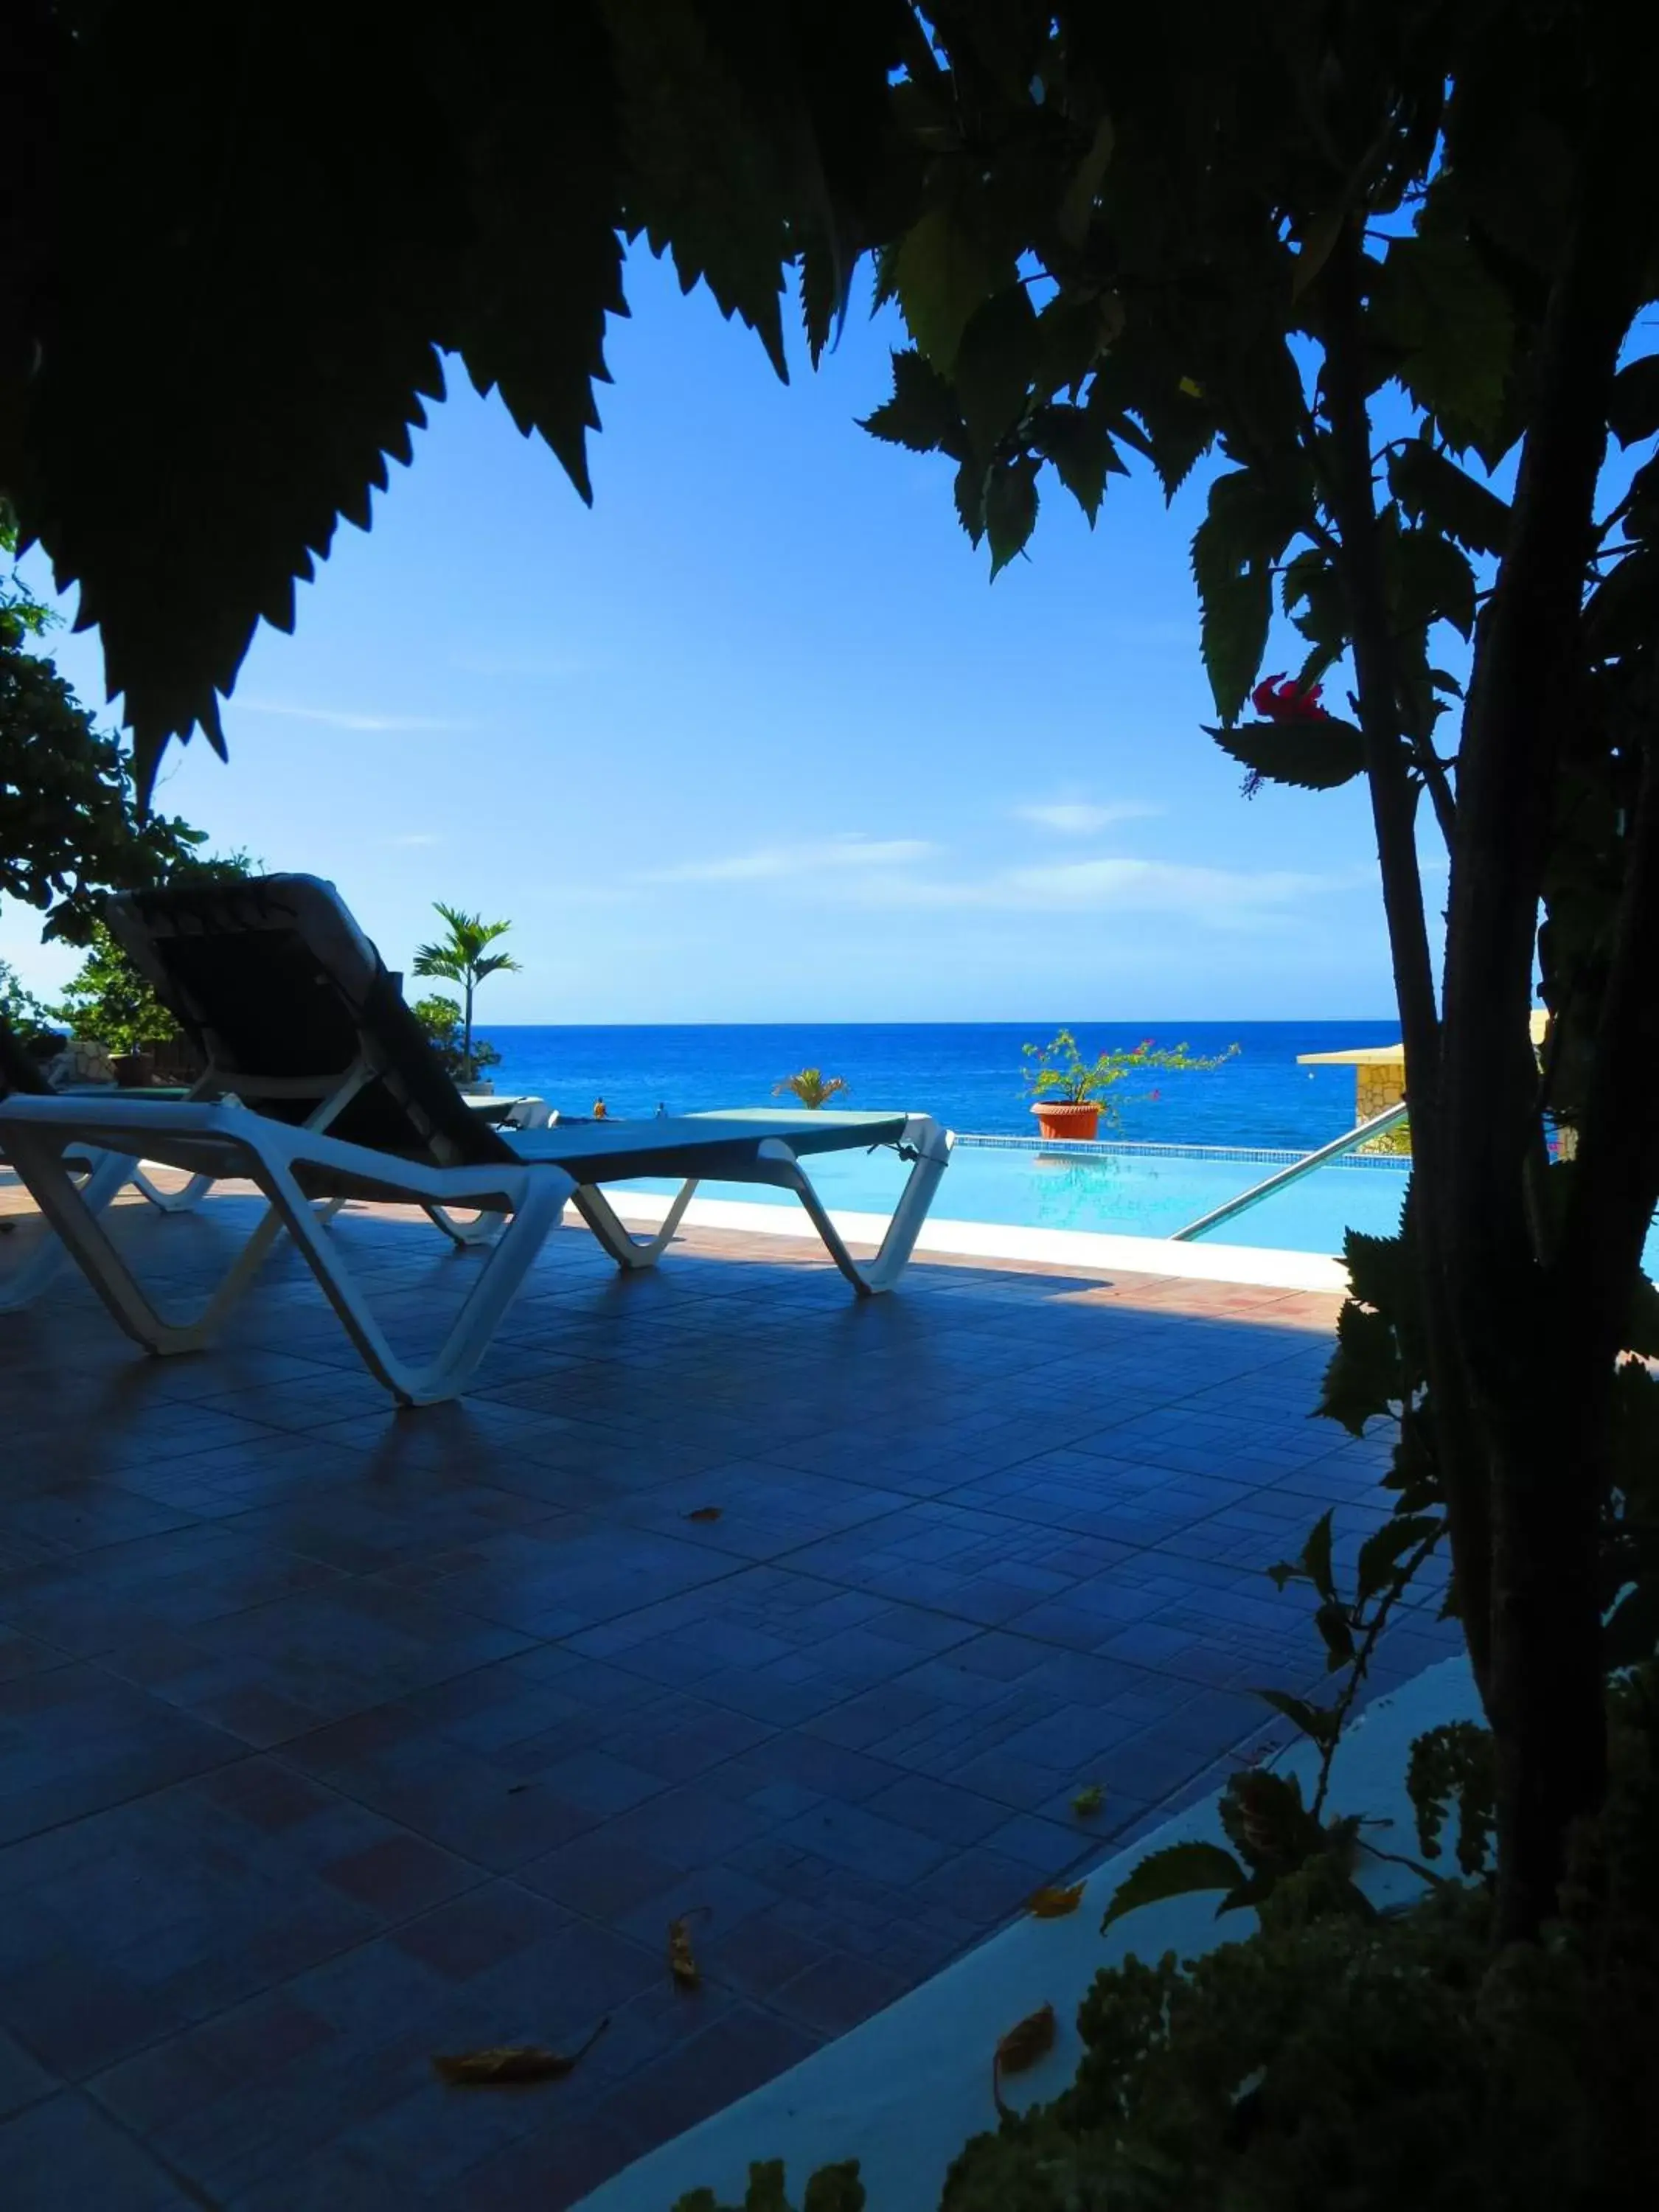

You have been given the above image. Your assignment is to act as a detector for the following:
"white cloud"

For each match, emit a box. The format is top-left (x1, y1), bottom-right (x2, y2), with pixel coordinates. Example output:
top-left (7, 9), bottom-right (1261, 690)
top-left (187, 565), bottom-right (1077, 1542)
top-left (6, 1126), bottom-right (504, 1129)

top-left (383, 833), bottom-right (441, 847)
top-left (1014, 800), bottom-right (1163, 835)
top-left (838, 855), bottom-right (1354, 928)
top-left (641, 835), bottom-right (938, 886)
top-left (240, 700), bottom-right (467, 733)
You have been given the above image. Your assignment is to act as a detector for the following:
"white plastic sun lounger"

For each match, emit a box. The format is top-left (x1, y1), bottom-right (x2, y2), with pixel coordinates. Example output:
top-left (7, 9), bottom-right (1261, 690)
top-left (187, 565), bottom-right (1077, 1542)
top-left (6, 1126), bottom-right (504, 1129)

top-left (0, 875), bottom-right (953, 1403)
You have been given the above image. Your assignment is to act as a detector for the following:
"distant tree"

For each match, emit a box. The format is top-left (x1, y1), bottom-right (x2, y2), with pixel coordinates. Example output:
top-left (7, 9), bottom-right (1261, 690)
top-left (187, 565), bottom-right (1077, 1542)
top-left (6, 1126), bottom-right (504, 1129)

top-left (52, 850), bottom-right (257, 1049)
top-left (411, 905), bottom-right (519, 1082)
top-left (410, 993), bottom-right (501, 1085)
top-left (1, 503), bottom-right (206, 941)
top-left (773, 1067), bottom-right (851, 1110)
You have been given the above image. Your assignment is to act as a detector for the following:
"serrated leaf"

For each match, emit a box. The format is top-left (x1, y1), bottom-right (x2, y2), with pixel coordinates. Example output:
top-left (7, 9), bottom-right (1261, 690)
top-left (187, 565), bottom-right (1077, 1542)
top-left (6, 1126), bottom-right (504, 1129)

top-left (892, 205), bottom-right (999, 371)
top-left (1371, 232), bottom-right (1514, 453)
top-left (1609, 352), bottom-right (1659, 448)
top-left (1099, 1841), bottom-right (1246, 1931)
top-left (1301, 1509), bottom-right (1337, 1602)
top-left (859, 349), bottom-right (966, 456)
top-left (1387, 439), bottom-right (1511, 557)
top-left (955, 287), bottom-right (1040, 453)
top-left (1354, 1514), bottom-right (1442, 1604)
top-left (1388, 525), bottom-right (1476, 641)
top-left (1057, 115), bottom-right (1115, 248)
top-left (1253, 1688), bottom-right (1340, 1745)
top-left (1206, 720), bottom-right (1366, 793)
top-left (1025, 1880), bottom-right (1085, 1919)
top-left (954, 456), bottom-right (987, 546)
top-left (985, 456), bottom-right (1040, 576)
top-left (1031, 403), bottom-right (1119, 524)
top-left (1343, 1225), bottom-right (1408, 1318)
top-left (1315, 1599), bottom-right (1356, 1670)
top-left (1192, 471), bottom-right (1298, 722)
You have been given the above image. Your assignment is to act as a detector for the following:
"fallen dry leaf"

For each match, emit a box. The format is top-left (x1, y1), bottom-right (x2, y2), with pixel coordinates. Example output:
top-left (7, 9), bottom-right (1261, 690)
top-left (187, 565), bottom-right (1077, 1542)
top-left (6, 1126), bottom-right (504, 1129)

top-left (668, 1911), bottom-right (705, 1989)
top-left (1071, 1784), bottom-right (1104, 1818)
top-left (992, 2002), bottom-right (1057, 2116)
top-left (432, 2017), bottom-right (608, 2087)
top-left (684, 1506), bottom-right (723, 1523)
top-left (1025, 1881), bottom-right (1085, 1920)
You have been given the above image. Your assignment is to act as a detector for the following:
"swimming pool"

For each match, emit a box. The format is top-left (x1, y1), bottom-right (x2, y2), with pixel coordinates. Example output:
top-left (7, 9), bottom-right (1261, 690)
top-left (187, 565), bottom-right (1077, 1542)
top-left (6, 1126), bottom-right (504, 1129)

top-left (627, 1133), bottom-right (1659, 1270)
top-left (628, 1135), bottom-right (1413, 1254)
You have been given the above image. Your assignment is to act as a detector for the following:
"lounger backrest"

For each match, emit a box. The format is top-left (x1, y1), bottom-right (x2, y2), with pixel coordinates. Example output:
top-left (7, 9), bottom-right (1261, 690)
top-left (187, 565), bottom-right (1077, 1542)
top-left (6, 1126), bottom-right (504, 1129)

top-left (105, 874), bottom-right (514, 1168)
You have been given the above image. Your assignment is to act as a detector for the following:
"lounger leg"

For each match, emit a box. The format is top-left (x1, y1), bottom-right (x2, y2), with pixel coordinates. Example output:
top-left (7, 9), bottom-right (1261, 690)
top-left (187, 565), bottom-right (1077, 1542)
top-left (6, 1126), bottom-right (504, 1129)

top-left (265, 1161), bottom-right (572, 1404)
top-left (422, 1204), bottom-right (505, 1248)
top-left (131, 1166), bottom-right (216, 1214)
top-left (0, 1147), bottom-right (136, 1312)
top-left (570, 1179), bottom-right (700, 1270)
top-left (752, 1129), bottom-right (952, 1296)
top-left (0, 1129), bottom-right (286, 1344)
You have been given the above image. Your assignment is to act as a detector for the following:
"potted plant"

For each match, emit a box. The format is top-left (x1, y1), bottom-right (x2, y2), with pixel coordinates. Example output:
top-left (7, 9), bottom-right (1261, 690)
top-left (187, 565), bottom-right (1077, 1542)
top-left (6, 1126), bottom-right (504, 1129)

top-left (1022, 1029), bottom-right (1238, 1141)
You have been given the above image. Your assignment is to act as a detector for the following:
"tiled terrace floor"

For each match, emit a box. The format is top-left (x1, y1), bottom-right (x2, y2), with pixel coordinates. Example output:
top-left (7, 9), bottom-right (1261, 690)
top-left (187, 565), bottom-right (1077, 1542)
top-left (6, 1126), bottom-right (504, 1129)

top-left (0, 1186), bottom-right (1458, 2209)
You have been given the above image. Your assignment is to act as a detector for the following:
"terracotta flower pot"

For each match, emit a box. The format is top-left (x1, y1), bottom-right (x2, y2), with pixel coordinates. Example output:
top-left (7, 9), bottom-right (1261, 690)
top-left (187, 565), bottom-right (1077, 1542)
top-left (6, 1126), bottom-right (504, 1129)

top-left (1030, 1099), bottom-right (1102, 1141)
top-left (112, 1050), bottom-right (156, 1088)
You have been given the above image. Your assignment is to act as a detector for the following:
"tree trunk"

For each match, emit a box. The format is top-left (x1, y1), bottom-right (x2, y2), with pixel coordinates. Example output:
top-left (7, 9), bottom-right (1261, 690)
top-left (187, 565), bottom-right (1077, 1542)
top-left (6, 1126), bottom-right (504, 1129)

top-left (463, 978), bottom-right (473, 1080)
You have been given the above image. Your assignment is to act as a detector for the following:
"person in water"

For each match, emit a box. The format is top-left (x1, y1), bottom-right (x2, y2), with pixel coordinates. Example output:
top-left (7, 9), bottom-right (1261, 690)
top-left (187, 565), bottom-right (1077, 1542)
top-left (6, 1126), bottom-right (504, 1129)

top-left (592, 1098), bottom-right (608, 1119)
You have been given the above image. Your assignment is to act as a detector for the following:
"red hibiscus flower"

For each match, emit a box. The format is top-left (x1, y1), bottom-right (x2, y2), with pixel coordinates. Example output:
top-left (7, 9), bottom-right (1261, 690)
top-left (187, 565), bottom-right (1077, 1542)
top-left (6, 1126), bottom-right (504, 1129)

top-left (1251, 673), bottom-right (1331, 723)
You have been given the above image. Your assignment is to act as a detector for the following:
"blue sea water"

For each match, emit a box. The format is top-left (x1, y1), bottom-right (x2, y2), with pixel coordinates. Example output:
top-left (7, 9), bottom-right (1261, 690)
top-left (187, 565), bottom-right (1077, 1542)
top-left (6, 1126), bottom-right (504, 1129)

top-left (478, 1020), bottom-right (1400, 1150)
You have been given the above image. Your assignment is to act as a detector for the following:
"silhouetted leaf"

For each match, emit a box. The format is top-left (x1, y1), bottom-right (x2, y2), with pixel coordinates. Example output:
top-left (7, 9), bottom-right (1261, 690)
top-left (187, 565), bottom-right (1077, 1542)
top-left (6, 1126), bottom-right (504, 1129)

top-left (1371, 232), bottom-right (1515, 454)
top-left (1031, 404), bottom-right (1122, 524)
top-left (1388, 525), bottom-right (1476, 640)
top-left (1301, 1510), bottom-right (1337, 1601)
top-left (1056, 114), bottom-right (1114, 247)
top-left (1609, 352), bottom-right (1659, 448)
top-left (1315, 1600), bottom-right (1356, 1670)
top-left (860, 349), bottom-right (966, 456)
top-left (1387, 439), bottom-right (1511, 556)
top-left (1253, 1689), bottom-right (1340, 1746)
top-left (1206, 718), bottom-right (1366, 795)
top-left (955, 288), bottom-right (1040, 453)
top-left (1354, 1514), bottom-right (1442, 1604)
top-left (893, 204), bottom-right (999, 370)
top-left (985, 456), bottom-right (1040, 576)
top-left (1100, 1842), bottom-right (1246, 1932)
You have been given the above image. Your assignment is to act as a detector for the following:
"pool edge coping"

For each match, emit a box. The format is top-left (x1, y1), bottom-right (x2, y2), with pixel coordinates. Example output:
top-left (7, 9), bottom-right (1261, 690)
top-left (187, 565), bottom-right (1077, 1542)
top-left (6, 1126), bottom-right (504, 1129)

top-left (597, 1189), bottom-right (1349, 1294)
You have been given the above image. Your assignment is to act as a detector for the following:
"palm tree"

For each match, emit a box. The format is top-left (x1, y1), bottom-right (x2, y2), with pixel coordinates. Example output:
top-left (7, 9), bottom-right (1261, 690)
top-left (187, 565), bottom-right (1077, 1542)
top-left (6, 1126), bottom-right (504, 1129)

top-left (411, 903), bottom-right (520, 1080)
top-left (773, 1067), bottom-right (850, 1110)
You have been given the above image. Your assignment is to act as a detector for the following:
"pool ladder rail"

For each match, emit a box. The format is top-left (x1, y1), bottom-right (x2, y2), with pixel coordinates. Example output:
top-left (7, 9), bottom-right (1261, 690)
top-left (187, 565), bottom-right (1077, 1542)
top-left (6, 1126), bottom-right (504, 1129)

top-left (1170, 1101), bottom-right (1410, 1243)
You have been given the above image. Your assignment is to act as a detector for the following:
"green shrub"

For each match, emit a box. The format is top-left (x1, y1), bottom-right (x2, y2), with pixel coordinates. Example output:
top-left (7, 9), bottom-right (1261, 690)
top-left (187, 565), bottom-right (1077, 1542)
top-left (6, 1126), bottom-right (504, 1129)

top-left (411, 993), bottom-right (501, 1084)
top-left (937, 1672), bottom-right (1659, 2212)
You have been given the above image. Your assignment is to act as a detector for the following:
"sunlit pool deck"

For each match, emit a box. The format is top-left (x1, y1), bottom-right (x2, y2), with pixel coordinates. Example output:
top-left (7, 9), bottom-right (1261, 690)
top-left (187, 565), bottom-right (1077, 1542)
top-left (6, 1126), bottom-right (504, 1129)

top-left (0, 1175), bottom-right (1458, 2208)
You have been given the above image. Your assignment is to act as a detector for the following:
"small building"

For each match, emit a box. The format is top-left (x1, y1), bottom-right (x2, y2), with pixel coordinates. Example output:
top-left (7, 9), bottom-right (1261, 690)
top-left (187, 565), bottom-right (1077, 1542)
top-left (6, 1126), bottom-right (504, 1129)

top-left (1298, 1012), bottom-right (1550, 1125)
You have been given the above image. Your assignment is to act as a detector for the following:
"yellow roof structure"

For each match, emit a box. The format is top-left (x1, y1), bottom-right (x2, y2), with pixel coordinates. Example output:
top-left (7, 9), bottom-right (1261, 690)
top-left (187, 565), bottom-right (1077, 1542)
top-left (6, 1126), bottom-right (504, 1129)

top-left (1296, 1011), bottom-right (1548, 1068)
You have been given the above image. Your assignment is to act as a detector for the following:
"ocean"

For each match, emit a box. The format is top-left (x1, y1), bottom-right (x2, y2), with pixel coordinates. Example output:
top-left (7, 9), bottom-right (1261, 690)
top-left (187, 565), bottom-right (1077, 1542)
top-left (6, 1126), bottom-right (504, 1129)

top-left (476, 1020), bottom-right (1401, 1151)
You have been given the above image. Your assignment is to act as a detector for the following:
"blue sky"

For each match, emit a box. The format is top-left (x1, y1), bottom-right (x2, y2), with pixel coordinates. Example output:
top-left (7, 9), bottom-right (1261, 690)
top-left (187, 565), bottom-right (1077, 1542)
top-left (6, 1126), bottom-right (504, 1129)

top-left (7, 248), bottom-right (1409, 1023)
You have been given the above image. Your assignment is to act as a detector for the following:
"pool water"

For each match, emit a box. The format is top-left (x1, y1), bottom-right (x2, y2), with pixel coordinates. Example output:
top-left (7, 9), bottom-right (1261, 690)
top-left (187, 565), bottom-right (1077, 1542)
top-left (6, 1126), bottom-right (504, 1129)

top-left (628, 1138), bottom-right (1413, 1254)
top-left (628, 1135), bottom-right (1659, 1270)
